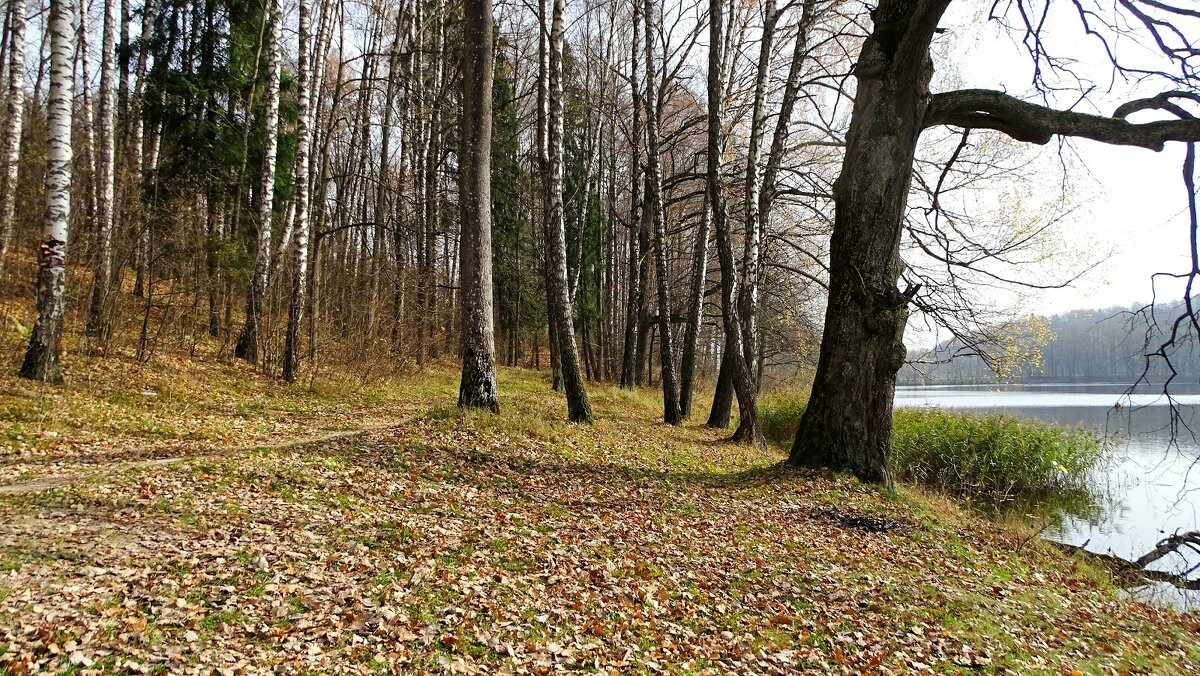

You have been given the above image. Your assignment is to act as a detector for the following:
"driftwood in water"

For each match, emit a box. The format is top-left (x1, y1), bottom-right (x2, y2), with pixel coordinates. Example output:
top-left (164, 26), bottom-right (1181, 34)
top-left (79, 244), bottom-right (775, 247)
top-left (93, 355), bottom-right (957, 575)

top-left (1051, 531), bottom-right (1200, 591)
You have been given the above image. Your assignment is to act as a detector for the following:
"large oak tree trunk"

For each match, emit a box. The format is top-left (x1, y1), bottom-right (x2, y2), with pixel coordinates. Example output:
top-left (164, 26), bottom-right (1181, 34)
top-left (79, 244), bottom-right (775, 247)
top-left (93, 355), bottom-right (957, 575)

top-left (456, 0), bottom-right (499, 412)
top-left (787, 0), bottom-right (938, 485)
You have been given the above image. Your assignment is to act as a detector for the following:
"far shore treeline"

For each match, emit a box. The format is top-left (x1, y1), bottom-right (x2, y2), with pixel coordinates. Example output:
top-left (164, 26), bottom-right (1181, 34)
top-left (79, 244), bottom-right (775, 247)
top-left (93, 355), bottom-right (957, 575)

top-left (901, 301), bottom-right (1200, 386)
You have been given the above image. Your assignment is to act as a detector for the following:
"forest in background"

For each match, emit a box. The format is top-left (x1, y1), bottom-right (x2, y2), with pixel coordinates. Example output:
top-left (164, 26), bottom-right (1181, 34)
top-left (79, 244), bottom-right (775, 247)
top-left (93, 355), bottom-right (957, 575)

top-left (2, 0), bottom-right (1199, 484)
top-left (0, 0), bottom-right (840, 420)
top-left (901, 301), bottom-right (1200, 386)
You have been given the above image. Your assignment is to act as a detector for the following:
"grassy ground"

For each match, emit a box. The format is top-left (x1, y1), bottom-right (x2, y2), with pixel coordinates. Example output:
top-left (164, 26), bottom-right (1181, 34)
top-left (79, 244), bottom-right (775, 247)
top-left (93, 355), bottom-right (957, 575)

top-left (1, 358), bottom-right (1198, 674)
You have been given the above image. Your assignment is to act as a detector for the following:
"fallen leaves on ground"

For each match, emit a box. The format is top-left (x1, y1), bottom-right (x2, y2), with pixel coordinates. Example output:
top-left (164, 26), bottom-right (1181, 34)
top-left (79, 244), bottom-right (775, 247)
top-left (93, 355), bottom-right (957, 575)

top-left (1, 368), bottom-right (1197, 674)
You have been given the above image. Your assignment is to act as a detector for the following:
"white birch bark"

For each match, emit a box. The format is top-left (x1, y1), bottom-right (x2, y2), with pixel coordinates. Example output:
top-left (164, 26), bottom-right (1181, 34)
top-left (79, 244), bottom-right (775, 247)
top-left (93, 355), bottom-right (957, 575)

top-left (236, 0), bottom-right (282, 364)
top-left (0, 0), bottom-right (27, 279)
top-left (739, 0), bottom-right (778, 387)
top-left (546, 0), bottom-right (592, 422)
top-left (20, 0), bottom-right (74, 383)
top-left (283, 0), bottom-right (314, 382)
top-left (86, 0), bottom-right (118, 339)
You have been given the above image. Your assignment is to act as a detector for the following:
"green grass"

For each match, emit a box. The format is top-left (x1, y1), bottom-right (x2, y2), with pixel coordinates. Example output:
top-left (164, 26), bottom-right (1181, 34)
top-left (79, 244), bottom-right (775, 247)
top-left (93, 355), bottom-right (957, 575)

top-left (758, 393), bottom-right (1106, 507)
top-left (891, 408), bottom-right (1105, 502)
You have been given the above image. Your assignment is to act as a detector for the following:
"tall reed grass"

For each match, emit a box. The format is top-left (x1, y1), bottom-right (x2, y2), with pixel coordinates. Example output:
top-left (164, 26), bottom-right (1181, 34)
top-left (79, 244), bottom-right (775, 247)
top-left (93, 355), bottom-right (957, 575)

top-left (758, 394), bottom-right (1106, 505)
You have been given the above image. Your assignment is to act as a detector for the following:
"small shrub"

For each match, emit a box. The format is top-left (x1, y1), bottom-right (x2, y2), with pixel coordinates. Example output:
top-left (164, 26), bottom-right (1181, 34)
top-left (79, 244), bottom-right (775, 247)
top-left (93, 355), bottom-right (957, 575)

top-left (758, 390), bottom-right (808, 448)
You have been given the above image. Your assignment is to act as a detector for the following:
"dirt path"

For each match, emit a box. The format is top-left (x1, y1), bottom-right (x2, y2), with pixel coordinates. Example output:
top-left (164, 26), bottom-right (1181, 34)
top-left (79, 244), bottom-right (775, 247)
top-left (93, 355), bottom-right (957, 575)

top-left (0, 423), bottom-right (401, 495)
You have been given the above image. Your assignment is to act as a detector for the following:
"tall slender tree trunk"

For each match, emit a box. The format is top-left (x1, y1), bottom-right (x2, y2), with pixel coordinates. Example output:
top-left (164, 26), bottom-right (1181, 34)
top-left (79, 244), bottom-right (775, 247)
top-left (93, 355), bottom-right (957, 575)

top-left (643, 0), bottom-right (680, 425)
top-left (236, 0), bottom-right (282, 364)
top-left (74, 0), bottom-right (97, 231)
top-left (20, 0), bottom-right (74, 383)
top-left (0, 0), bottom-right (27, 280)
top-left (535, 0), bottom-right (562, 391)
top-left (456, 0), bottom-right (499, 411)
top-left (759, 0), bottom-right (817, 235)
top-left (678, 194), bottom-right (710, 417)
top-left (130, 0), bottom-right (158, 299)
top-left (738, 0), bottom-right (778, 387)
top-left (545, 0), bottom-right (592, 422)
top-left (86, 0), bottom-right (119, 343)
top-left (283, 0), bottom-right (315, 383)
top-left (708, 0), bottom-right (759, 441)
top-left (619, 0), bottom-right (643, 390)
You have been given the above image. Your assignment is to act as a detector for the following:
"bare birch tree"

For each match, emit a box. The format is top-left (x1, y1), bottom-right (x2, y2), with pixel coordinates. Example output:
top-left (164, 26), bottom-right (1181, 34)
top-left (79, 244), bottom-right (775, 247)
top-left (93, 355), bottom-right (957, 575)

top-left (0, 0), bottom-right (27, 280)
top-left (545, 0), bottom-right (593, 422)
top-left (236, 0), bottom-right (282, 365)
top-left (20, 0), bottom-right (74, 383)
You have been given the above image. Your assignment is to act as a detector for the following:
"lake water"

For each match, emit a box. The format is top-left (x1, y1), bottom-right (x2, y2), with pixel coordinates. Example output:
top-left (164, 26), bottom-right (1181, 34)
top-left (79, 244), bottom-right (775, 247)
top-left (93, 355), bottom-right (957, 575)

top-left (895, 383), bottom-right (1200, 610)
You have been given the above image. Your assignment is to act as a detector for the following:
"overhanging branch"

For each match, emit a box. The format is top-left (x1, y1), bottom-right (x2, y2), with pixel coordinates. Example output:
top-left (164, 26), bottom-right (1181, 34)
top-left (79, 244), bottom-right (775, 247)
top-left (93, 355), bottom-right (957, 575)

top-left (924, 89), bottom-right (1200, 150)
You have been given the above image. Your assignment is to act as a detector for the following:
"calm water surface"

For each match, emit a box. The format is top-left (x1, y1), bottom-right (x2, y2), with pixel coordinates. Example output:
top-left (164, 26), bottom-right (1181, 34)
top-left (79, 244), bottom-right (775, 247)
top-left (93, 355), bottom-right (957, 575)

top-left (895, 383), bottom-right (1200, 610)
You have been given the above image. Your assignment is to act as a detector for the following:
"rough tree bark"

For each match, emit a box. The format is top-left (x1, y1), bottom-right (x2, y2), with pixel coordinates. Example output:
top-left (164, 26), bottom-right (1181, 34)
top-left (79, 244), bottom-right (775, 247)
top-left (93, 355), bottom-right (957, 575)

top-left (707, 0), bottom-right (759, 441)
top-left (787, 0), bottom-right (939, 486)
top-left (545, 0), bottom-right (593, 422)
top-left (20, 0), bottom-right (73, 383)
top-left (643, 0), bottom-right (681, 425)
top-left (788, 0), bottom-right (1200, 485)
top-left (456, 0), bottom-right (499, 412)
top-left (235, 0), bottom-right (282, 364)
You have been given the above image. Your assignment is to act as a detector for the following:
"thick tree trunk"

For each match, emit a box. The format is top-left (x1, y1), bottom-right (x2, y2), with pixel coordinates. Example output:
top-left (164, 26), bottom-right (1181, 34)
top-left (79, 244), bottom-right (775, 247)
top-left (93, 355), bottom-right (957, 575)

top-left (706, 341), bottom-right (733, 428)
top-left (0, 0), bottom-right (26, 280)
top-left (236, 0), bottom-right (282, 364)
top-left (20, 0), bottom-right (73, 383)
top-left (545, 0), bottom-right (592, 422)
top-left (787, 0), bottom-right (940, 485)
top-left (456, 0), bottom-right (499, 412)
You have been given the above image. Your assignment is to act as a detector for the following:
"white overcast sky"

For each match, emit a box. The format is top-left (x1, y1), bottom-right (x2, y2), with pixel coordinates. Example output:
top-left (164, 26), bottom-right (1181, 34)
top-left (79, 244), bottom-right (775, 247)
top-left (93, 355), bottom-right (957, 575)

top-left (937, 2), bottom-right (1196, 317)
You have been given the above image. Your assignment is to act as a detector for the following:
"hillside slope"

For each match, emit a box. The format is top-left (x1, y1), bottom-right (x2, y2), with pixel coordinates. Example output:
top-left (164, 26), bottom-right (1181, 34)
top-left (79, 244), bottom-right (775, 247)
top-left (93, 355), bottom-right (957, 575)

top-left (1, 364), bottom-right (1197, 674)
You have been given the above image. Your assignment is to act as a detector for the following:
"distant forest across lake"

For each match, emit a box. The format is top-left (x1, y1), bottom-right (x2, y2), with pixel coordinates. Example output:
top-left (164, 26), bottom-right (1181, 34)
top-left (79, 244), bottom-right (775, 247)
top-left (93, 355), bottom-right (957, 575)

top-left (901, 302), bottom-right (1200, 386)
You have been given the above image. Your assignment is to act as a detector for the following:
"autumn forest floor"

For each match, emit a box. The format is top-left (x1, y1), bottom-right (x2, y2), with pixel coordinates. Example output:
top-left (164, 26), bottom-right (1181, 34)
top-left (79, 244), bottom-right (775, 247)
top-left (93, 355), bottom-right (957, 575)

top-left (1, 336), bottom-right (1199, 673)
